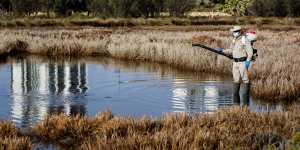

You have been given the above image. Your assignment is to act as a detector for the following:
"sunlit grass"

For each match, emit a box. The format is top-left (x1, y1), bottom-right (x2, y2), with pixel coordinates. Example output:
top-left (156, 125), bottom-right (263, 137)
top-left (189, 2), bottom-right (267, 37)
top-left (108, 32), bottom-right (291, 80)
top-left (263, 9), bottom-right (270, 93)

top-left (0, 28), bottom-right (299, 100)
top-left (1, 106), bottom-right (300, 149)
top-left (0, 122), bottom-right (32, 150)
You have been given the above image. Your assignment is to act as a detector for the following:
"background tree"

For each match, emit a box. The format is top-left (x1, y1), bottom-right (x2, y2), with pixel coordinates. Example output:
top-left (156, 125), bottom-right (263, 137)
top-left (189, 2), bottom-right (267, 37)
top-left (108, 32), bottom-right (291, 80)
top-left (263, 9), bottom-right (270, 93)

top-left (10, 0), bottom-right (45, 16)
top-left (286, 0), bottom-right (300, 17)
top-left (211, 0), bottom-right (225, 4)
top-left (43, 0), bottom-right (55, 17)
top-left (87, 0), bottom-right (113, 17)
top-left (113, 0), bottom-right (138, 17)
top-left (0, 0), bottom-right (11, 11)
top-left (54, 0), bottom-right (72, 16)
top-left (88, 0), bottom-right (143, 18)
top-left (136, 0), bottom-right (164, 18)
top-left (273, 0), bottom-right (288, 17)
top-left (3, 0), bottom-right (300, 17)
top-left (165, 0), bottom-right (196, 17)
top-left (219, 0), bottom-right (253, 16)
top-left (247, 0), bottom-right (300, 17)
top-left (72, 0), bottom-right (88, 12)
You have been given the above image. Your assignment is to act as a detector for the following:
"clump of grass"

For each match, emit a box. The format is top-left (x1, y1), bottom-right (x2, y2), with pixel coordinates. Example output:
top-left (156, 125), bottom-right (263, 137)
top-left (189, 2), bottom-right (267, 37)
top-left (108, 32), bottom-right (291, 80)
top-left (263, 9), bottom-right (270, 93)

top-left (0, 122), bottom-right (32, 150)
top-left (28, 107), bottom-right (300, 149)
top-left (0, 137), bottom-right (32, 150)
top-left (31, 111), bottom-right (114, 148)
top-left (0, 122), bottom-right (20, 137)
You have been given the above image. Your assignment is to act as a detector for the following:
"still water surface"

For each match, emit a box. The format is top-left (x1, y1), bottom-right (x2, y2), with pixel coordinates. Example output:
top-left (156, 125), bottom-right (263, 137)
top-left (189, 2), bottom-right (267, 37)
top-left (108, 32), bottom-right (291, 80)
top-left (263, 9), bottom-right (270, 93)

top-left (0, 56), bottom-right (283, 128)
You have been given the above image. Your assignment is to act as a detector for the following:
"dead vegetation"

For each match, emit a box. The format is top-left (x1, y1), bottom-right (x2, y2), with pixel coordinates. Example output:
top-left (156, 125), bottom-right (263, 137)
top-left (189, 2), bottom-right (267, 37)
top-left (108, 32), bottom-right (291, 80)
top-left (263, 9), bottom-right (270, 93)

top-left (192, 35), bottom-right (223, 47)
top-left (2, 106), bottom-right (300, 149)
top-left (0, 137), bottom-right (33, 150)
top-left (0, 122), bottom-right (32, 150)
top-left (0, 28), bottom-right (299, 101)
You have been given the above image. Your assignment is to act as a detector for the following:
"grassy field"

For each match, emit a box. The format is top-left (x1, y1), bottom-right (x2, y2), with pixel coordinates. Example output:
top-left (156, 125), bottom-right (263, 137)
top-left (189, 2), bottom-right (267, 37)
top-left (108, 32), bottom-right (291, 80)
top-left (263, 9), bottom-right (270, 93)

top-left (0, 27), bottom-right (299, 101)
top-left (1, 106), bottom-right (300, 149)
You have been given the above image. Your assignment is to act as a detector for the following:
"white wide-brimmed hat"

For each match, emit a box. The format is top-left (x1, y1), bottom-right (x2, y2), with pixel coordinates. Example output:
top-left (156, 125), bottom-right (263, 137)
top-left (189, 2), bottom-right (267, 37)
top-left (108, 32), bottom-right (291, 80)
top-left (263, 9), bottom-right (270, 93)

top-left (230, 26), bottom-right (242, 32)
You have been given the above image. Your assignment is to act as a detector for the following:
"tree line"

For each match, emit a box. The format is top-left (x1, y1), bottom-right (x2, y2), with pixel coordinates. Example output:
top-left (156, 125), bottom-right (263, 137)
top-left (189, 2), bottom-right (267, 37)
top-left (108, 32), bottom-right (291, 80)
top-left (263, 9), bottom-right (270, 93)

top-left (0, 0), bottom-right (300, 17)
top-left (218, 0), bottom-right (300, 17)
top-left (0, 0), bottom-right (197, 17)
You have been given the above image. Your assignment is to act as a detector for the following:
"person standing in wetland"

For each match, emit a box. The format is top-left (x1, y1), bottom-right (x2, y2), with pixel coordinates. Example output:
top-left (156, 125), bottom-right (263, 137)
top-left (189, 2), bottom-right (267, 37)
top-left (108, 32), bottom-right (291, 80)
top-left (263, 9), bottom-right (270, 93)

top-left (219, 26), bottom-right (256, 106)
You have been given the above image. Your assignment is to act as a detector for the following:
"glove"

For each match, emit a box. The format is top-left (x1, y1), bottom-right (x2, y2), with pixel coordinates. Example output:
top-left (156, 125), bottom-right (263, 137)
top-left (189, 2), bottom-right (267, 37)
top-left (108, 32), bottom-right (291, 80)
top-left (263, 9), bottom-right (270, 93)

top-left (245, 61), bottom-right (251, 70)
top-left (216, 48), bottom-right (224, 52)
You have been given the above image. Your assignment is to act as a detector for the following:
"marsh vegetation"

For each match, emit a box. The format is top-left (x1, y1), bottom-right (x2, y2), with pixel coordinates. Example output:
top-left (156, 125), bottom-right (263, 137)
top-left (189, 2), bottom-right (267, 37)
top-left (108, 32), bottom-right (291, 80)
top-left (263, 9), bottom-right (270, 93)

top-left (1, 106), bottom-right (300, 149)
top-left (0, 27), bottom-right (299, 101)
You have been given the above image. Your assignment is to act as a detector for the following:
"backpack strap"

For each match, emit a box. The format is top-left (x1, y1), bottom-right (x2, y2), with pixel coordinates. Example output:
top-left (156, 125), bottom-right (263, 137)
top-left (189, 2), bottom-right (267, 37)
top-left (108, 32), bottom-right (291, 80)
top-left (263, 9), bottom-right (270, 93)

top-left (241, 36), bottom-right (246, 45)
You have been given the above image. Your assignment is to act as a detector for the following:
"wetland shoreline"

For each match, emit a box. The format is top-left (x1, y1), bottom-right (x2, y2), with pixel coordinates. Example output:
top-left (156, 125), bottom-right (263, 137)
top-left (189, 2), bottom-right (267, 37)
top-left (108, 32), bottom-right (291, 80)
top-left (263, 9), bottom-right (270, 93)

top-left (0, 27), bottom-right (299, 101)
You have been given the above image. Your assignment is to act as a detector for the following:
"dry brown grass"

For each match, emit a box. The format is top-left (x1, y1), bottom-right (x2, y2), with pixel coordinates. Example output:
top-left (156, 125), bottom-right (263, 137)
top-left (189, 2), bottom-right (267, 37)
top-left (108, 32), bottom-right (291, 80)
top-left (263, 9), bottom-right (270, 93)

top-left (29, 107), bottom-right (300, 149)
top-left (192, 35), bottom-right (223, 47)
top-left (1, 107), bottom-right (300, 149)
top-left (0, 28), bottom-right (299, 101)
top-left (0, 137), bottom-right (32, 150)
top-left (0, 122), bottom-right (20, 137)
top-left (31, 111), bottom-right (114, 148)
top-left (107, 29), bottom-right (299, 101)
top-left (0, 29), bottom-right (111, 57)
top-left (0, 122), bottom-right (32, 150)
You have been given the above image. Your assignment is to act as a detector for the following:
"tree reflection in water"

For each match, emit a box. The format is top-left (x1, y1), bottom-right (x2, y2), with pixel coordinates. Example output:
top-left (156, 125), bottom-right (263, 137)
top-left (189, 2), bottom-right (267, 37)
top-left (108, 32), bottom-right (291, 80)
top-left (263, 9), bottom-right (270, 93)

top-left (171, 78), bottom-right (233, 114)
top-left (11, 58), bottom-right (88, 127)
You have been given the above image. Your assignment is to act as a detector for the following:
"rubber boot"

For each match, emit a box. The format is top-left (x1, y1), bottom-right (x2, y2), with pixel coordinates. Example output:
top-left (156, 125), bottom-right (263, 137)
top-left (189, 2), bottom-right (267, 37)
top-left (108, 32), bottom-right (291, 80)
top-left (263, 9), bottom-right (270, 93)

top-left (241, 83), bottom-right (250, 106)
top-left (233, 83), bottom-right (241, 105)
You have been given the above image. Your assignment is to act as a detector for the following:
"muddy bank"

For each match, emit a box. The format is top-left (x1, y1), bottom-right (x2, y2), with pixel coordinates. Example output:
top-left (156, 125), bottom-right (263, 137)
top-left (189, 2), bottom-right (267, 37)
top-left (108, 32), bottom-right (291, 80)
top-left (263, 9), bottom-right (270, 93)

top-left (0, 28), bottom-right (299, 101)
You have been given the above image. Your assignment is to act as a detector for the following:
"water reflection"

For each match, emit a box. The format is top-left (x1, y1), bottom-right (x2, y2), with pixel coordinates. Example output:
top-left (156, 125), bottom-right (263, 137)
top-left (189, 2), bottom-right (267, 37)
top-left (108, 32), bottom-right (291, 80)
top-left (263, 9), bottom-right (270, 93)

top-left (171, 78), bottom-right (283, 114)
top-left (172, 79), bottom-right (232, 113)
top-left (0, 56), bottom-right (284, 128)
top-left (11, 58), bottom-right (88, 127)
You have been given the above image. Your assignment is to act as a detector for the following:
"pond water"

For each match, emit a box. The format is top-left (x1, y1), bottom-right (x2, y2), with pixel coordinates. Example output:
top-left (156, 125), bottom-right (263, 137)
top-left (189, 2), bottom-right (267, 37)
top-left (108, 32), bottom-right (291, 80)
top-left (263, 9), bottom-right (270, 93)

top-left (0, 56), bottom-right (283, 128)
